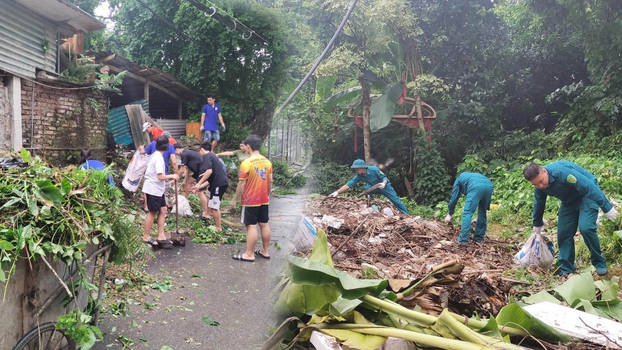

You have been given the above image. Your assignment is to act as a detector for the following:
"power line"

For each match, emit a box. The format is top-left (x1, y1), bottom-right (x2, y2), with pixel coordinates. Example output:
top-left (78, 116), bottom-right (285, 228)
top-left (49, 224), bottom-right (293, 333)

top-left (181, 0), bottom-right (269, 45)
top-left (273, 0), bottom-right (359, 117)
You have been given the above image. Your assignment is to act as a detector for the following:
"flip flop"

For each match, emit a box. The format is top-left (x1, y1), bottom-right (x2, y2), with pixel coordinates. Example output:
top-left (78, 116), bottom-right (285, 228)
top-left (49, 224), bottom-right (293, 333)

top-left (255, 250), bottom-right (270, 259)
top-left (156, 239), bottom-right (173, 249)
top-left (232, 254), bottom-right (254, 262)
top-left (196, 214), bottom-right (211, 221)
top-left (143, 237), bottom-right (159, 247)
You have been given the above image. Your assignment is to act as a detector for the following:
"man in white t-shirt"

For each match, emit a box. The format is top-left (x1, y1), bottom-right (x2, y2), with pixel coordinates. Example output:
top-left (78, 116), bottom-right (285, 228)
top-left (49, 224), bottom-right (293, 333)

top-left (142, 136), bottom-right (179, 248)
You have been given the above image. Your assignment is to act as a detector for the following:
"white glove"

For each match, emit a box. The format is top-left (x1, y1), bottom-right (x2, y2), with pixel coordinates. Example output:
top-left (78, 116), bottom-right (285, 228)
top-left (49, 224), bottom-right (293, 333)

top-left (329, 191), bottom-right (339, 198)
top-left (377, 182), bottom-right (386, 189)
top-left (605, 208), bottom-right (619, 221)
top-left (443, 214), bottom-right (452, 223)
top-left (200, 126), bottom-right (204, 131)
top-left (533, 226), bottom-right (543, 235)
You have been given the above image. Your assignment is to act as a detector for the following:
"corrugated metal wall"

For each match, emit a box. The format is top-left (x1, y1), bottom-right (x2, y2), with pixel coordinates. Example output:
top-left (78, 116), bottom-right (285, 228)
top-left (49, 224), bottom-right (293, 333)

top-left (107, 99), bottom-right (154, 147)
top-left (0, 1), bottom-right (58, 78)
top-left (156, 119), bottom-right (186, 139)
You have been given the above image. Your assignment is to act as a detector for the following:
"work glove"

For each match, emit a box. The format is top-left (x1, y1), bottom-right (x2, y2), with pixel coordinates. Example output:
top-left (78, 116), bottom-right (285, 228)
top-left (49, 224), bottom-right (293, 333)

top-left (329, 191), bottom-right (339, 198)
top-left (533, 226), bottom-right (543, 235)
top-left (377, 182), bottom-right (386, 189)
top-left (605, 208), bottom-right (619, 221)
top-left (220, 124), bottom-right (226, 132)
top-left (200, 126), bottom-right (204, 131)
top-left (443, 214), bottom-right (452, 223)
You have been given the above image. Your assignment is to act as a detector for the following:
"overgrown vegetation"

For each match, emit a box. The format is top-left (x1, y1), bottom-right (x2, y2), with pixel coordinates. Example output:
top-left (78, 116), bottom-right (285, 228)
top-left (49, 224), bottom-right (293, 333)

top-left (272, 160), bottom-right (307, 190)
top-left (0, 150), bottom-right (147, 349)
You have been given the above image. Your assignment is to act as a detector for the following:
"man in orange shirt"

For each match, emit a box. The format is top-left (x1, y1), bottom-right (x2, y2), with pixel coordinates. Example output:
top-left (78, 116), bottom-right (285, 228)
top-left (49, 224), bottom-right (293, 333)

top-left (142, 122), bottom-right (176, 145)
top-left (233, 134), bottom-right (273, 262)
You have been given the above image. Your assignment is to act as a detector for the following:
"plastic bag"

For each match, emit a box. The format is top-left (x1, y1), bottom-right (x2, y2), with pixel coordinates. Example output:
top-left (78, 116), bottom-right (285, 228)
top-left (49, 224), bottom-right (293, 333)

top-left (122, 151), bottom-right (150, 192)
top-left (292, 217), bottom-right (318, 251)
top-left (170, 194), bottom-right (193, 217)
top-left (0, 157), bottom-right (28, 169)
top-left (513, 232), bottom-right (555, 268)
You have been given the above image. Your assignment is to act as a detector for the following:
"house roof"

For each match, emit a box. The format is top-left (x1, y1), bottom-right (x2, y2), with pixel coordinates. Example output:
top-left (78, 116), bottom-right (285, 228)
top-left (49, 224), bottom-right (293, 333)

top-left (15, 0), bottom-right (105, 35)
top-left (88, 51), bottom-right (196, 101)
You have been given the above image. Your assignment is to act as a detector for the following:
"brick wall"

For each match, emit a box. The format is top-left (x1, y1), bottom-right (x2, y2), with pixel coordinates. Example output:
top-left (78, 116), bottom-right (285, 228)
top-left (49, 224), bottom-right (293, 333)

top-left (21, 80), bottom-right (108, 165)
top-left (0, 78), bottom-right (10, 151)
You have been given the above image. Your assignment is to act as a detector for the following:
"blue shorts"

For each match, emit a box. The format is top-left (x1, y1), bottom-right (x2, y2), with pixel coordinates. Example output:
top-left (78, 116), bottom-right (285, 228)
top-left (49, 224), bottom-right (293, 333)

top-left (203, 129), bottom-right (220, 142)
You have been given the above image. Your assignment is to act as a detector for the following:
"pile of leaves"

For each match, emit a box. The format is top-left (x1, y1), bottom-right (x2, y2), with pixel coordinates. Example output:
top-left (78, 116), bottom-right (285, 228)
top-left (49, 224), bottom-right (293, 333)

top-left (268, 229), bottom-right (582, 350)
top-left (0, 150), bottom-right (147, 349)
top-left (307, 196), bottom-right (520, 317)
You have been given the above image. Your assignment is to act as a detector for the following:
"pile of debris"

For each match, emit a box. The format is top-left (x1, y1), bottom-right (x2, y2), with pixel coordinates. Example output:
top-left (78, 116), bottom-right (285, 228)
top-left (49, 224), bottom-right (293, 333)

top-left (306, 196), bottom-right (521, 317)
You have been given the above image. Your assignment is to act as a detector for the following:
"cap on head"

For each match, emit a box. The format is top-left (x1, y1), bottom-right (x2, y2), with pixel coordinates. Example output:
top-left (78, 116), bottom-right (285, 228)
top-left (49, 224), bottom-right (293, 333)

top-left (142, 122), bottom-right (152, 132)
top-left (350, 159), bottom-right (368, 169)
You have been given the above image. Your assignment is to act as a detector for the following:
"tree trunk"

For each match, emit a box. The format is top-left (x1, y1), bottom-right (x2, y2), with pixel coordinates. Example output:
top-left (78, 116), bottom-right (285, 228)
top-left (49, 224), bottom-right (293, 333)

top-left (415, 94), bottom-right (425, 131)
top-left (360, 79), bottom-right (372, 163)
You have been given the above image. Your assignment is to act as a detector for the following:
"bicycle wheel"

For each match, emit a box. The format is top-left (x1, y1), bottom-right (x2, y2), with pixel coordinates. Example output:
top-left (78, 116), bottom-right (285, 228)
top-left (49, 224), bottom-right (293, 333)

top-left (11, 322), bottom-right (76, 350)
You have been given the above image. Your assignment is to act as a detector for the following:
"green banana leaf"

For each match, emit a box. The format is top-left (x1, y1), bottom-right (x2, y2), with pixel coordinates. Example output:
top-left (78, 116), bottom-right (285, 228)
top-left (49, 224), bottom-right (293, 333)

top-left (287, 255), bottom-right (388, 299)
top-left (370, 82), bottom-right (403, 132)
top-left (496, 303), bottom-right (573, 342)
top-left (323, 86), bottom-right (362, 112)
top-left (274, 228), bottom-right (341, 316)
top-left (522, 290), bottom-right (561, 305)
top-left (274, 282), bottom-right (341, 316)
top-left (553, 272), bottom-right (595, 307)
top-left (329, 296), bottom-right (362, 316)
top-left (315, 76), bottom-right (337, 101)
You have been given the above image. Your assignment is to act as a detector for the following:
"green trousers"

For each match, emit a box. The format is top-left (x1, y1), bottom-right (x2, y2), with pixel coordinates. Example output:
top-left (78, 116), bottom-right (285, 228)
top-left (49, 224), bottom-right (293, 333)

top-left (459, 183), bottom-right (493, 244)
top-left (557, 197), bottom-right (606, 274)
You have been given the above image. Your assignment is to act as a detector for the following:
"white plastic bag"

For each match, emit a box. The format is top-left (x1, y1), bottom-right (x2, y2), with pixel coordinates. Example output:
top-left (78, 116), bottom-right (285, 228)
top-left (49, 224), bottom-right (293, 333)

top-left (122, 151), bottom-right (150, 192)
top-left (513, 232), bottom-right (554, 268)
top-left (293, 217), bottom-right (318, 251)
top-left (170, 194), bottom-right (193, 217)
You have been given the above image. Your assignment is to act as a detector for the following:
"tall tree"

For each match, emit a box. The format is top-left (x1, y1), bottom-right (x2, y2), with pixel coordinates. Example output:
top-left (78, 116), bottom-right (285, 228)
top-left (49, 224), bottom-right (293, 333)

top-left (109, 0), bottom-right (289, 141)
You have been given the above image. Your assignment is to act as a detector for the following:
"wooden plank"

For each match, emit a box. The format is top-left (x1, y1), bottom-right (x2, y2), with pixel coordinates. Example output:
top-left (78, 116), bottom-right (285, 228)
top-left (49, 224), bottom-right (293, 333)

top-left (144, 81), bottom-right (149, 101)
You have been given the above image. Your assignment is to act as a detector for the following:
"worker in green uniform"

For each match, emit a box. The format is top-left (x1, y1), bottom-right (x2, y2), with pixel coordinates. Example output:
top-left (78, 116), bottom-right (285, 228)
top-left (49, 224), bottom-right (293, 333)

top-left (523, 161), bottom-right (618, 276)
top-left (329, 159), bottom-right (409, 215)
top-left (444, 172), bottom-right (494, 244)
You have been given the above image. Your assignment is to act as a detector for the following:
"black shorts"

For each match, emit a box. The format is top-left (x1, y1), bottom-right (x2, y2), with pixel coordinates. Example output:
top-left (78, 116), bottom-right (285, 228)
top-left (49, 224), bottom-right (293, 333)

top-left (146, 193), bottom-right (166, 213)
top-left (241, 204), bottom-right (269, 225)
top-left (208, 185), bottom-right (228, 210)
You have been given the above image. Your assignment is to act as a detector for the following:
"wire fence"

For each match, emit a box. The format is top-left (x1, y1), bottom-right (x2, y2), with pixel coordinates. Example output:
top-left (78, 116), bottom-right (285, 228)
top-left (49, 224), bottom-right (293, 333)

top-left (267, 118), bottom-right (308, 166)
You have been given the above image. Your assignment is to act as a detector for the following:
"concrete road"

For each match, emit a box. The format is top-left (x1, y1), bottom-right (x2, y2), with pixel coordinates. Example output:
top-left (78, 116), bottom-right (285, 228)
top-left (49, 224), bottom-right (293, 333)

top-left (95, 187), bottom-right (310, 350)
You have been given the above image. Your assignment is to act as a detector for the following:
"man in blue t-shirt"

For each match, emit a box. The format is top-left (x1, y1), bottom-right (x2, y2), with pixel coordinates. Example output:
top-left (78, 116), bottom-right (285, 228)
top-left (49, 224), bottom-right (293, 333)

top-left (200, 94), bottom-right (226, 151)
top-left (139, 137), bottom-right (179, 212)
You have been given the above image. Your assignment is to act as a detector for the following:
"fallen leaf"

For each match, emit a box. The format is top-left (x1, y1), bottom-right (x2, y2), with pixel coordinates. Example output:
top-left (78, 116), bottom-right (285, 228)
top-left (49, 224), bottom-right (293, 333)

top-left (202, 316), bottom-right (220, 326)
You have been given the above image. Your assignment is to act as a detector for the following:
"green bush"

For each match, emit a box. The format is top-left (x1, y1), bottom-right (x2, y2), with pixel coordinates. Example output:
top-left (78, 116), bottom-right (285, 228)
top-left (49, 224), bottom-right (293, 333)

top-left (272, 160), bottom-right (307, 189)
top-left (314, 163), bottom-right (360, 195)
top-left (413, 137), bottom-right (451, 206)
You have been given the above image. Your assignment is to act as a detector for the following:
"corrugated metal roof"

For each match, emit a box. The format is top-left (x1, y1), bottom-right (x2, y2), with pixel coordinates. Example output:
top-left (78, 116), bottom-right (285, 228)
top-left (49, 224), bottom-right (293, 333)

top-left (107, 99), bottom-right (152, 147)
top-left (156, 119), bottom-right (187, 140)
top-left (88, 51), bottom-right (195, 100)
top-left (0, 1), bottom-right (58, 78)
top-left (15, 0), bottom-right (105, 35)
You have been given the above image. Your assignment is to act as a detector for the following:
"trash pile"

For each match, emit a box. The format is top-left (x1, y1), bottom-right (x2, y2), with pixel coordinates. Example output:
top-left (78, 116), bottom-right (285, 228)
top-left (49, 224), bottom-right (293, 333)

top-left (305, 196), bottom-right (521, 317)
top-left (269, 228), bottom-right (585, 350)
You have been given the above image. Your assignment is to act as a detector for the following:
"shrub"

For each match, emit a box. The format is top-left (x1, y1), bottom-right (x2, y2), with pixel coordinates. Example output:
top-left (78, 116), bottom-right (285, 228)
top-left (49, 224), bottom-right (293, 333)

top-left (314, 163), bottom-right (360, 195)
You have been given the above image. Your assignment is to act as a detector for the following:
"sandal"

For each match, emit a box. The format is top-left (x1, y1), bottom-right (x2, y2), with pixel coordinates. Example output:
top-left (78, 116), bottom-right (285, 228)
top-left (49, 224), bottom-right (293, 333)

top-left (255, 250), bottom-right (270, 259)
top-left (196, 214), bottom-right (211, 221)
top-left (156, 239), bottom-right (173, 249)
top-left (143, 237), bottom-right (159, 247)
top-left (232, 254), bottom-right (254, 262)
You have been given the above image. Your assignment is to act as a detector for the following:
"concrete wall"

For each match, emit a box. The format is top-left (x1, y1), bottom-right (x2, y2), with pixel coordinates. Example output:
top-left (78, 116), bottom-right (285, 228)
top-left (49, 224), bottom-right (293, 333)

top-left (21, 80), bottom-right (109, 165)
top-left (0, 78), bottom-right (10, 150)
top-left (0, 248), bottom-right (95, 349)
